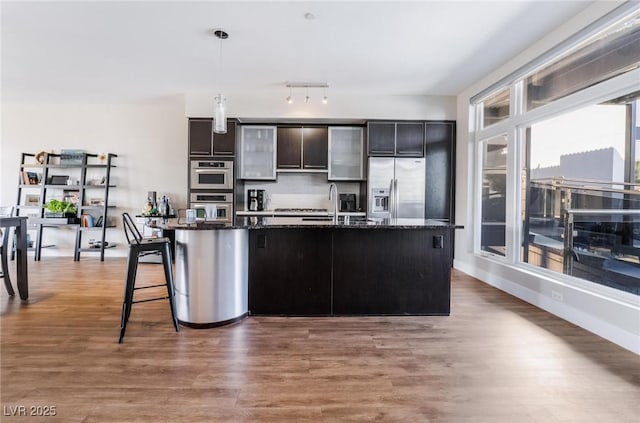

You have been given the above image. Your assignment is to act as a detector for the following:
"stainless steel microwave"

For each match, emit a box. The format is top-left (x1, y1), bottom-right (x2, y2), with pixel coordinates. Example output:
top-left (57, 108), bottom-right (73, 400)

top-left (190, 160), bottom-right (233, 190)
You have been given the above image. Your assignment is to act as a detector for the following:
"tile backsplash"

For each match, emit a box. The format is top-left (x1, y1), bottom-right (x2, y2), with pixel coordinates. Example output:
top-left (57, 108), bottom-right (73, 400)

top-left (243, 173), bottom-right (361, 211)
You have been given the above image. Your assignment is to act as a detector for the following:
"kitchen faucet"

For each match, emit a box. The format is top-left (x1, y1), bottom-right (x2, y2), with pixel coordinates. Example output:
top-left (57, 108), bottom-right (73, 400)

top-left (329, 183), bottom-right (338, 224)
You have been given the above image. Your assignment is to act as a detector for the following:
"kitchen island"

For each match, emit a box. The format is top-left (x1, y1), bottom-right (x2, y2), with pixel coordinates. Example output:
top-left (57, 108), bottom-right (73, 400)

top-left (170, 217), bottom-right (461, 326)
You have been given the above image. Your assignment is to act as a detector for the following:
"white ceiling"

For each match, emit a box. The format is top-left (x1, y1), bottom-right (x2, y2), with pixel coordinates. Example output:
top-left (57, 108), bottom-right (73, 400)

top-left (1, 1), bottom-right (593, 104)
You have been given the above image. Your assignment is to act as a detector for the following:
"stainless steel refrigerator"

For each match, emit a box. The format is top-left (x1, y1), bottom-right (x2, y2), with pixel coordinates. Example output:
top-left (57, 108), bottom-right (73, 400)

top-left (368, 157), bottom-right (425, 219)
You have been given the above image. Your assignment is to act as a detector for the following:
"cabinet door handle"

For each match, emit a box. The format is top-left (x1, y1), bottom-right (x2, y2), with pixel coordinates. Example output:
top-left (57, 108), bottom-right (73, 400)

top-left (370, 149), bottom-right (393, 154)
top-left (191, 150), bottom-right (210, 154)
top-left (304, 165), bottom-right (326, 168)
top-left (215, 151), bottom-right (233, 155)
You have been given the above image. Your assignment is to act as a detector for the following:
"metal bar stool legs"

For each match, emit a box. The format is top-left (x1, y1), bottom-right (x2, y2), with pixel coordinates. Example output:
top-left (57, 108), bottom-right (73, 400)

top-left (119, 246), bottom-right (139, 343)
top-left (118, 241), bottom-right (179, 343)
top-left (161, 242), bottom-right (179, 332)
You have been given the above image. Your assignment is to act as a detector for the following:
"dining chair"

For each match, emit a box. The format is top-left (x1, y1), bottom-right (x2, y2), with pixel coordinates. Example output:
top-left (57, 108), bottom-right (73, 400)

top-left (0, 206), bottom-right (15, 296)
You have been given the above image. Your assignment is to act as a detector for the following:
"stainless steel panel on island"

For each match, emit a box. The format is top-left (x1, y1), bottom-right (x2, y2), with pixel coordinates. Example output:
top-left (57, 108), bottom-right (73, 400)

top-left (174, 227), bottom-right (249, 327)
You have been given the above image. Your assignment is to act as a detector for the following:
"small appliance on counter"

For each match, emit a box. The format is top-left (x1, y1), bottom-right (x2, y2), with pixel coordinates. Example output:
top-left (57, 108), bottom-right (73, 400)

top-left (247, 189), bottom-right (265, 211)
top-left (339, 194), bottom-right (357, 212)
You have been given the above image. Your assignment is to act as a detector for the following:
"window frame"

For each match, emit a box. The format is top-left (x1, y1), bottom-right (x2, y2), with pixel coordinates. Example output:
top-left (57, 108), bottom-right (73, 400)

top-left (471, 10), bottom-right (640, 301)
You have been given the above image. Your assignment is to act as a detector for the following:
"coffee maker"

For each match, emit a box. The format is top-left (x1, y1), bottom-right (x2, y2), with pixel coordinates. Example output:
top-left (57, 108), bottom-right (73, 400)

top-left (339, 194), bottom-right (357, 212)
top-left (247, 189), bottom-right (265, 211)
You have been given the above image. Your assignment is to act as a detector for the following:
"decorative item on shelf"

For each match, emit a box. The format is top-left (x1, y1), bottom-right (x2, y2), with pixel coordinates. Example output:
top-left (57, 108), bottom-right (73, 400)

top-left (63, 190), bottom-right (80, 205)
top-left (60, 149), bottom-right (85, 165)
top-left (35, 151), bottom-right (46, 164)
top-left (81, 214), bottom-right (95, 228)
top-left (89, 198), bottom-right (104, 206)
top-left (21, 171), bottom-right (41, 185)
top-left (44, 199), bottom-right (77, 218)
top-left (98, 152), bottom-right (108, 164)
top-left (25, 194), bottom-right (40, 206)
top-left (48, 175), bottom-right (69, 185)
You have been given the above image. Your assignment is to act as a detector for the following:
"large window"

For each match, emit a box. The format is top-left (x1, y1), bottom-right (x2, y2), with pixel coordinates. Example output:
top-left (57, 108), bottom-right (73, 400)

top-left (524, 9), bottom-right (640, 111)
top-left (521, 98), bottom-right (640, 294)
top-left (472, 3), bottom-right (640, 295)
top-left (481, 88), bottom-right (510, 129)
top-left (480, 135), bottom-right (508, 256)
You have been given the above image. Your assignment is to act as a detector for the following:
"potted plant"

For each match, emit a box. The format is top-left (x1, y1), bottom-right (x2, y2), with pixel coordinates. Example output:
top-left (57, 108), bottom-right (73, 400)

top-left (44, 199), bottom-right (77, 218)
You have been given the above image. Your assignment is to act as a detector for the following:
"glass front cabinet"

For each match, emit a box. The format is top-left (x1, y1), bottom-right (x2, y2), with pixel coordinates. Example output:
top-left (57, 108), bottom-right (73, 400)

top-left (328, 127), bottom-right (364, 180)
top-left (239, 126), bottom-right (277, 180)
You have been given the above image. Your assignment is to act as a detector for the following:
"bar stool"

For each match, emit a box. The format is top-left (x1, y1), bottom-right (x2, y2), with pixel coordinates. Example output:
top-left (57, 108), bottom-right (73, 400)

top-left (0, 206), bottom-right (15, 296)
top-left (119, 212), bottom-right (179, 343)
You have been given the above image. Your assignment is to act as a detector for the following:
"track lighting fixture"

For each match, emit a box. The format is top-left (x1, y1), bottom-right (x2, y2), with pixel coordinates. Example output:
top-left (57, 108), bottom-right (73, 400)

top-left (285, 82), bottom-right (329, 104)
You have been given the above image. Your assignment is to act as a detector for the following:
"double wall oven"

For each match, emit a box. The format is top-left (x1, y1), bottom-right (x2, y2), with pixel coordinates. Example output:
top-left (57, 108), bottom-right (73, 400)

top-left (189, 159), bottom-right (234, 223)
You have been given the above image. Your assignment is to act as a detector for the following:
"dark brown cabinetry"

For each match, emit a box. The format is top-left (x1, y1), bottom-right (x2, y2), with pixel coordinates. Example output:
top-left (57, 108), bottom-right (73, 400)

top-left (276, 127), bottom-right (302, 169)
top-left (302, 127), bottom-right (328, 169)
top-left (396, 122), bottom-right (425, 156)
top-left (249, 229), bottom-right (332, 315)
top-left (276, 126), bottom-right (328, 170)
top-left (368, 121), bottom-right (424, 156)
top-left (425, 121), bottom-right (456, 222)
top-left (188, 118), bottom-right (236, 157)
top-left (367, 122), bottom-right (395, 155)
top-left (248, 227), bottom-right (452, 316)
top-left (332, 229), bottom-right (451, 315)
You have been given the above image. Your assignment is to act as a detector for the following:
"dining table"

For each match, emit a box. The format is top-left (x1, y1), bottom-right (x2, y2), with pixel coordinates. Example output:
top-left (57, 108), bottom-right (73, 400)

top-left (0, 216), bottom-right (29, 300)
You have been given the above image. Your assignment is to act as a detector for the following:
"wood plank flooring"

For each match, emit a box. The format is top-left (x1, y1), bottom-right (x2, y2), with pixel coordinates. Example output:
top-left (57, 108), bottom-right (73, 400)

top-left (1, 258), bottom-right (638, 422)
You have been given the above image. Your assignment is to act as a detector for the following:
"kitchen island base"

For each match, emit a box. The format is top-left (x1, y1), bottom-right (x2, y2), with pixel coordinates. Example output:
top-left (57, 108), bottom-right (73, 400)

top-left (174, 228), bottom-right (248, 327)
top-left (249, 226), bottom-right (452, 316)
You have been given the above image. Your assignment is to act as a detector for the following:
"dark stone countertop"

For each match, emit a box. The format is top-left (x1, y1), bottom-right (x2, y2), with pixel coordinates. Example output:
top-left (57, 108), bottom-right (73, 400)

top-left (165, 217), bottom-right (462, 230)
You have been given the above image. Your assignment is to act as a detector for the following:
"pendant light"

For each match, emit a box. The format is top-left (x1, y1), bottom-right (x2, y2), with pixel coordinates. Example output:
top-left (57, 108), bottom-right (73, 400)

top-left (213, 29), bottom-right (228, 134)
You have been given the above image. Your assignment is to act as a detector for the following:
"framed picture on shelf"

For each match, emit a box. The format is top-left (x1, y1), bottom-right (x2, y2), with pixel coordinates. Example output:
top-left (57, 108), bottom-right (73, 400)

top-left (25, 194), bottom-right (40, 206)
top-left (60, 149), bottom-right (85, 165)
top-left (48, 175), bottom-right (69, 185)
top-left (21, 171), bottom-right (41, 185)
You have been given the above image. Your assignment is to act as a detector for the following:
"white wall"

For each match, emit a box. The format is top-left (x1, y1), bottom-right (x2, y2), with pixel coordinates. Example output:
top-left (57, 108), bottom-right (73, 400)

top-left (1, 93), bottom-right (455, 258)
top-left (186, 93), bottom-right (456, 121)
top-left (1, 96), bottom-right (188, 257)
top-left (454, 1), bottom-right (640, 354)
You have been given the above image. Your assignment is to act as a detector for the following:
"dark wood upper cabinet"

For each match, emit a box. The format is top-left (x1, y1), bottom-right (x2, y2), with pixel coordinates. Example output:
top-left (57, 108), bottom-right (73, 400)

top-left (302, 127), bottom-right (328, 169)
top-left (368, 122), bottom-right (396, 156)
top-left (277, 126), bottom-right (328, 170)
top-left (189, 119), bottom-right (213, 156)
top-left (368, 121), bottom-right (424, 157)
top-left (189, 118), bottom-right (236, 156)
top-left (277, 127), bottom-right (303, 169)
top-left (425, 121), bottom-right (456, 222)
top-left (212, 120), bottom-right (236, 156)
top-left (396, 122), bottom-right (424, 156)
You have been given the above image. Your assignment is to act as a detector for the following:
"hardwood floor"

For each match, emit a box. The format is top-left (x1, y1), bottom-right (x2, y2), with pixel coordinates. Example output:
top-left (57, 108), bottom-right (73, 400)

top-left (1, 258), bottom-right (638, 422)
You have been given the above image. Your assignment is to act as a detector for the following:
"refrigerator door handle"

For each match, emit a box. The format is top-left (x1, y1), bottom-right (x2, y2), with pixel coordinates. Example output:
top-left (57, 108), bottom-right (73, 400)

top-left (394, 179), bottom-right (399, 219)
top-left (389, 178), bottom-right (394, 218)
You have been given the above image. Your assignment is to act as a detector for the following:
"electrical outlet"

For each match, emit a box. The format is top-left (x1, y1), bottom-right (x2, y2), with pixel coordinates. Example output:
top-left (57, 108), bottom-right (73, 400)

top-left (551, 290), bottom-right (563, 302)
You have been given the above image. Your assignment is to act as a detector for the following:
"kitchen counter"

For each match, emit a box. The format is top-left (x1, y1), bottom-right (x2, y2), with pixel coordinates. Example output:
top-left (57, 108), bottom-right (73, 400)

top-left (236, 210), bottom-right (366, 218)
top-left (167, 217), bottom-right (461, 230)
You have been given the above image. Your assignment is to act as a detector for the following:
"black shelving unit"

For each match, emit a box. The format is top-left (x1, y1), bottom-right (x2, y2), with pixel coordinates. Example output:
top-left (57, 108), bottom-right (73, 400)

top-left (15, 152), bottom-right (118, 261)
